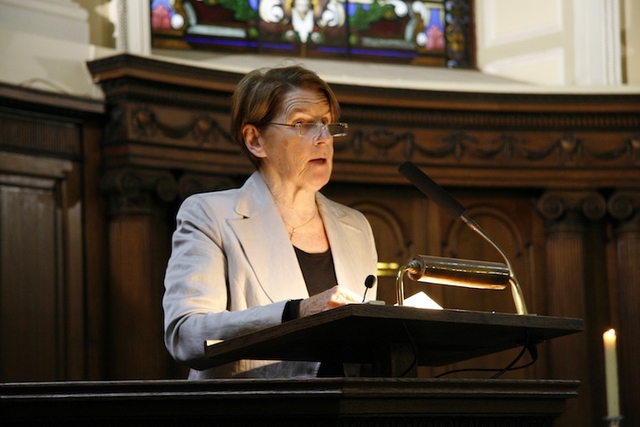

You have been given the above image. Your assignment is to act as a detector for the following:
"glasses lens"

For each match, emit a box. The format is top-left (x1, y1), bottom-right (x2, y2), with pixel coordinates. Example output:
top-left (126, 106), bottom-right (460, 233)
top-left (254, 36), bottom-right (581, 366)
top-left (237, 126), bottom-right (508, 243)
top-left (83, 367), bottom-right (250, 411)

top-left (328, 123), bottom-right (348, 137)
top-left (297, 123), bottom-right (316, 137)
top-left (296, 123), bottom-right (348, 138)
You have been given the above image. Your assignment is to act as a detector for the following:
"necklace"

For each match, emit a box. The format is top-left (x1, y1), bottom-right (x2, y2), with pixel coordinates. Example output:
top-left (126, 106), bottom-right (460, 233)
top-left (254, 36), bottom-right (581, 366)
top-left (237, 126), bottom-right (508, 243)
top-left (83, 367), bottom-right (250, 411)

top-left (283, 210), bottom-right (317, 240)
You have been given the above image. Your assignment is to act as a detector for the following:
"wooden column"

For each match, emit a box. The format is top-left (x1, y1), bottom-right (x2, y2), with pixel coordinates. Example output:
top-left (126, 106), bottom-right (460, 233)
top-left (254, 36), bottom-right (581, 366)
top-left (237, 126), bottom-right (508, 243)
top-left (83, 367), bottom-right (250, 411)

top-left (607, 190), bottom-right (640, 427)
top-left (536, 190), bottom-right (607, 427)
top-left (101, 167), bottom-right (179, 379)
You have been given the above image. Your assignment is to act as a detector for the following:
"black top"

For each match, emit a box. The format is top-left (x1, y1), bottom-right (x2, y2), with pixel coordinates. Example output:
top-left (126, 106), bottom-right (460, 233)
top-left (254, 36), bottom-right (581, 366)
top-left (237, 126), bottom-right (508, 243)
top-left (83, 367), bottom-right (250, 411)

top-left (281, 246), bottom-right (337, 323)
top-left (287, 246), bottom-right (345, 376)
top-left (294, 246), bottom-right (338, 296)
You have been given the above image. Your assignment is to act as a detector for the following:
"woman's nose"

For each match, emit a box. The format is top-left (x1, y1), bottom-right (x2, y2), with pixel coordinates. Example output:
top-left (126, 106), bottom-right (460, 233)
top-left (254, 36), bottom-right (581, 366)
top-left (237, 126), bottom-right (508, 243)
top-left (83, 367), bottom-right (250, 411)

top-left (314, 124), bottom-right (332, 143)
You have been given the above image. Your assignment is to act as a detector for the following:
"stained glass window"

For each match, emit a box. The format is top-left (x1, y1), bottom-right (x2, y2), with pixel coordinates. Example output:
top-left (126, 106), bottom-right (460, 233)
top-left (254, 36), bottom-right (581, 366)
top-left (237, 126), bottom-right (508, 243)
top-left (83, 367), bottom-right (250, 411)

top-left (151, 0), bottom-right (472, 68)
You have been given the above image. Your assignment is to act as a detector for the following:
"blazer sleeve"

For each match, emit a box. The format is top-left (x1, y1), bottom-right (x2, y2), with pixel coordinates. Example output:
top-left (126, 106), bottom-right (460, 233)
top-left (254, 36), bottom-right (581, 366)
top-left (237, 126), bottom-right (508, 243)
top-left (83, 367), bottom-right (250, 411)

top-left (162, 194), bottom-right (287, 371)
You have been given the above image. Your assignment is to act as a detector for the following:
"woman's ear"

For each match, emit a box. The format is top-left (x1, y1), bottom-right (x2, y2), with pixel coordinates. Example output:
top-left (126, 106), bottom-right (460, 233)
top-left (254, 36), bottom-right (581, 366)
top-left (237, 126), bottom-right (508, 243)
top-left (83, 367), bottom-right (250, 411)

top-left (242, 124), bottom-right (267, 159)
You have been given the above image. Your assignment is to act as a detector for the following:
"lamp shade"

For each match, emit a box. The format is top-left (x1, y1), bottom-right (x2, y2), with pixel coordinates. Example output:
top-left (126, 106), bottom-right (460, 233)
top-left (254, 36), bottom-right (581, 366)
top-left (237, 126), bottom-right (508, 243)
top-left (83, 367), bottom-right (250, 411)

top-left (406, 255), bottom-right (509, 290)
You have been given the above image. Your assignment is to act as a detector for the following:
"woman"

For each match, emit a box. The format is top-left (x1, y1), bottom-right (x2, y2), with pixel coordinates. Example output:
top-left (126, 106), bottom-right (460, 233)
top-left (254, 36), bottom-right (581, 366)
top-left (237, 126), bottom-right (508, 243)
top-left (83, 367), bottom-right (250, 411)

top-left (163, 65), bottom-right (378, 379)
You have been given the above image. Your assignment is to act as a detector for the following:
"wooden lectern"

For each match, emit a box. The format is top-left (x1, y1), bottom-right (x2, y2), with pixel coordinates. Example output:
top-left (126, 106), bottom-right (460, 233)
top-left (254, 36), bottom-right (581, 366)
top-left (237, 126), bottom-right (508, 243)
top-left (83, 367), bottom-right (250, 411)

top-left (205, 304), bottom-right (583, 377)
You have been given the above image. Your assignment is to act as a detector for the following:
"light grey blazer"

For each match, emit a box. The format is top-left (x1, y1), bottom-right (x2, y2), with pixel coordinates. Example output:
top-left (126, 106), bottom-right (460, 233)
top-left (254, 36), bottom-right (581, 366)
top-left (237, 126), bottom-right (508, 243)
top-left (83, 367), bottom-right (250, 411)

top-left (163, 171), bottom-right (378, 379)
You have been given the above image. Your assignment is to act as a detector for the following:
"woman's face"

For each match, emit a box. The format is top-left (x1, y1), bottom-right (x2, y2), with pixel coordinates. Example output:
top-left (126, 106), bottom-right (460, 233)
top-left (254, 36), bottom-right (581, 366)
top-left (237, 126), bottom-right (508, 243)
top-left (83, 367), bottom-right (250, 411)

top-left (257, 87), bottom-right (334, 191)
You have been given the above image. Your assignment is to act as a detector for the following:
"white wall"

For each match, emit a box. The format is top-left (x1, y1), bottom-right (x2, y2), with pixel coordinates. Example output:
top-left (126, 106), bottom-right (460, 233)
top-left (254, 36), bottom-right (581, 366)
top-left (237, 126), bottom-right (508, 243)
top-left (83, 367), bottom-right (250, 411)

top-left (475, 0), bottom-right (639, 86)
top-left (0, 0), bottom-right (90, 43)
top-left (0, 0), bottom-right (638, 99)
top-left (476, 0), bottom-right (571, 85)
top-left (623, 0), bottom-right (640, 84)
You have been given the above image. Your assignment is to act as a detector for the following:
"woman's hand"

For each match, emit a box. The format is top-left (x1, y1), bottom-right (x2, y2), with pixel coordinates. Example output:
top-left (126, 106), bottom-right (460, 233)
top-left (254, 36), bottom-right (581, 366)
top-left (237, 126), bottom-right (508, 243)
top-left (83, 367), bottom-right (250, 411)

top-left (298, 285), bottom-right (361, 318)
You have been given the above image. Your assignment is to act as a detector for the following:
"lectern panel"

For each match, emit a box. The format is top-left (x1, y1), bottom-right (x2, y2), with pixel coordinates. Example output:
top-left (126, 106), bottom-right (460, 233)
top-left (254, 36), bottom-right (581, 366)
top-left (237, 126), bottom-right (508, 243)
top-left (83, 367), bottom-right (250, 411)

top-left (205, 305), bottom-right (583, 372)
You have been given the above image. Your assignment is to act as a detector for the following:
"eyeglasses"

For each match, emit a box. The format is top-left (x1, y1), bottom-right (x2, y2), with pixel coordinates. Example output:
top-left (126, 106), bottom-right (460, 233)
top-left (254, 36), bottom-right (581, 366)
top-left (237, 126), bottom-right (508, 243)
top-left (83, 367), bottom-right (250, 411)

top-left (266, 122), bottom-right (348, 138)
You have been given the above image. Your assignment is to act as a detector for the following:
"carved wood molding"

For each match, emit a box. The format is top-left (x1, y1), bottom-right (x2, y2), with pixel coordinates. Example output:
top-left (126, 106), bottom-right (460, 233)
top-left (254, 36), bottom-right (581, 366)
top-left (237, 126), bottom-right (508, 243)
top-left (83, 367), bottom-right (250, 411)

top-left (0, 81), bottom-right (104, 116)
top-left (608, 190), bottom-right (640, 219)
top-left (537, 189), bottom-right (640, 221)
top-left (536, 189), bottom-right (640, 233)
top-left (99, 167), bottom-right (241, 214)
top-left (608, 190), bottom-right (640, 233)
top-left (86, 54), bottom-right (640, 189)
top-left (100, 167), bottom-right (178, 214)
top-left (338, 128), bottom-right (640, 166)
top-left (536, 190), bottom-right (607, 226)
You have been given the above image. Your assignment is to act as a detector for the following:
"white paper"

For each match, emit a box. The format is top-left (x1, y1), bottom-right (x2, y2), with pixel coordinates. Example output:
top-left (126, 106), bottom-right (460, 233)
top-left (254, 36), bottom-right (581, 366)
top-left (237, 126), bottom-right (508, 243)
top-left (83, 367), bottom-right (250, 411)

top-left (399, 291), bottom-right (443, 310)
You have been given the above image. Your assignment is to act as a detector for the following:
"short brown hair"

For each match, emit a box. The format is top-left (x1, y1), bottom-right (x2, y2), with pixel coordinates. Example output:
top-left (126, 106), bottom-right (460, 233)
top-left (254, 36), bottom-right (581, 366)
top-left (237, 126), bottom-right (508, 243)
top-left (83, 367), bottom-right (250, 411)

top-left (230, 65), bottom-right (341, 168)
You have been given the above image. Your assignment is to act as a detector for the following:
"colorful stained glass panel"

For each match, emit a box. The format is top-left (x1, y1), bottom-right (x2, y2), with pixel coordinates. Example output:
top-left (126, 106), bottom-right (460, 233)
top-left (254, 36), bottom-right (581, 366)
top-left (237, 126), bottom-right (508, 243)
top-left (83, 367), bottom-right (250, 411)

top-left (151, 0), bottom-right (472, 68)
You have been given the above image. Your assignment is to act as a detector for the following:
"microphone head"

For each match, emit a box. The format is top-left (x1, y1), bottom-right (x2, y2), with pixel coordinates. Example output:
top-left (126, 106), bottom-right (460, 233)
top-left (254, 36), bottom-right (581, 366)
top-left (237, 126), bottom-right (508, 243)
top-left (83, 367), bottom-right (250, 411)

top-left (364, 274), bottom-right (377, 289)
top-left (398, 161), bottom-right (466, 220)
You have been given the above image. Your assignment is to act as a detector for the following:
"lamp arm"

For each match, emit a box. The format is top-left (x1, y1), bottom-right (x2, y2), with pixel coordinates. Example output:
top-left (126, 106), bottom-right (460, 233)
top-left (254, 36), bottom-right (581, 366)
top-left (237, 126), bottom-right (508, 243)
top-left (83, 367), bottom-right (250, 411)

top-left (461, 215), bottom-right (529, 315)
top-left (396, 265), bottom-right (406, 306)
top-left (397, 256), bottom-right (433, 306)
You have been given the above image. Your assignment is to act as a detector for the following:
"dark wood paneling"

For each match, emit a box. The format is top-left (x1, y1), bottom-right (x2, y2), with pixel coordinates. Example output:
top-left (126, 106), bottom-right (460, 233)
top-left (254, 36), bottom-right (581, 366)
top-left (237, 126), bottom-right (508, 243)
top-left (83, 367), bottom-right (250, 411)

top-left (0, 85), bottom-right (103, 382)
top-left (0, 154), bottom-right (83, 381)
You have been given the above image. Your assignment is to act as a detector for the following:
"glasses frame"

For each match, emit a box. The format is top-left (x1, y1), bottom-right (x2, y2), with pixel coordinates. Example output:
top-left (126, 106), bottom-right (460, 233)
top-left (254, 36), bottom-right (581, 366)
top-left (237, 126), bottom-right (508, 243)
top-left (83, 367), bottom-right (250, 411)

top-left (265, 122), bottom-right (348, 138)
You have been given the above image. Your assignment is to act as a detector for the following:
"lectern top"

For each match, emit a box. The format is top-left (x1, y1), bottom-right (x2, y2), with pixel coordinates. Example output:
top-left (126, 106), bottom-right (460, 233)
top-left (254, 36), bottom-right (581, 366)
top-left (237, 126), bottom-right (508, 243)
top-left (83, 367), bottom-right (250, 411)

top-left (205, 304), bottom-right (583, 371)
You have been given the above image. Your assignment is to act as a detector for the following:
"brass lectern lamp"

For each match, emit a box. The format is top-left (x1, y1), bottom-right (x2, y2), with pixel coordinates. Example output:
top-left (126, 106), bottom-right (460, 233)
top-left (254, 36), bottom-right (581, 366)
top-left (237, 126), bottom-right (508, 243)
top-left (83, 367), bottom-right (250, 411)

top-left (396, 162), bottom-right (529, 316)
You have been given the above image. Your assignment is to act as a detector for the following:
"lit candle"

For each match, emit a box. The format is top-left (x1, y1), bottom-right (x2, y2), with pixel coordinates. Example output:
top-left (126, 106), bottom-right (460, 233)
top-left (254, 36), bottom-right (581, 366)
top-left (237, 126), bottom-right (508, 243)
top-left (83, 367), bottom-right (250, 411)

top-left (603, 328), bottom-right (620, 418)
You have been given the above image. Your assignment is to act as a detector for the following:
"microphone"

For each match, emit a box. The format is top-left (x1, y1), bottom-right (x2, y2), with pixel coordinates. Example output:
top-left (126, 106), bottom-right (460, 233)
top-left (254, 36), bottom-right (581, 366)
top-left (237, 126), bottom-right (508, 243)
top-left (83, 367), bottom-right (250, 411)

top-left (362, 274), bottom-right (376, 302)
top-left (398, 161), bottom-right (466, 220)
top-left (397, 161), bottom-right (528, 315)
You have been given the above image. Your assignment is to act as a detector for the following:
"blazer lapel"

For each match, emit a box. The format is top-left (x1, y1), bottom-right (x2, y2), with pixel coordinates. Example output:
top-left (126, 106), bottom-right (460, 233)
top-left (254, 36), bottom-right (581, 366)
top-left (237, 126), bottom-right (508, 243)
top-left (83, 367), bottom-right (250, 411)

top-left (228, 172), bottom-right (309, 303)
top-left (318, 194), bottom-right (368, 296)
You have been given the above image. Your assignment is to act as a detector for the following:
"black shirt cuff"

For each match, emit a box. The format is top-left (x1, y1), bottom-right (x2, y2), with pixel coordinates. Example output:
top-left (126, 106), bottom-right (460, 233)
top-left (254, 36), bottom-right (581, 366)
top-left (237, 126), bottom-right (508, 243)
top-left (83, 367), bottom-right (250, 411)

top-left (282, 299), bottom-right (302, 322)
